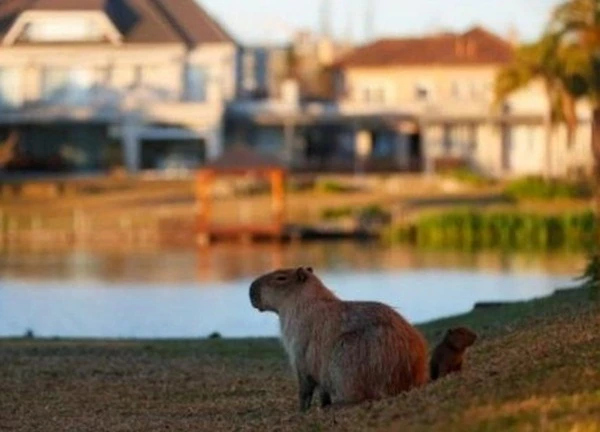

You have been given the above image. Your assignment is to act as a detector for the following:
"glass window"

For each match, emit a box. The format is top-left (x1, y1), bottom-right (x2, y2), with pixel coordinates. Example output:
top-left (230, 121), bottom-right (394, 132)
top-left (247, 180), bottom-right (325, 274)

top-left (360, 85), bottom-right (388, 104)
top-left (21, 19), bottom-right (103, 42)
top-left (0, 68), bottom-right (22, 107)
top-left (185, 64), bottom-right (208, 102)
top-left (451, 80), bottom-right (468, 99)
top-left (415, 82), bottom-right (433, 101)
top-left (42, 67), bottom-right (93, 104)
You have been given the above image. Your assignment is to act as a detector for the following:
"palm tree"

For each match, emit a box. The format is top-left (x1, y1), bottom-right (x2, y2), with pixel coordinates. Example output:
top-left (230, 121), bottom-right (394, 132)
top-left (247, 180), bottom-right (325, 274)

top-left (494, 33), bottom-right (579, 178)
top-left (549, 0), bottom-right (600, 257)
top-left (0, 131), bottom-right (18, 168)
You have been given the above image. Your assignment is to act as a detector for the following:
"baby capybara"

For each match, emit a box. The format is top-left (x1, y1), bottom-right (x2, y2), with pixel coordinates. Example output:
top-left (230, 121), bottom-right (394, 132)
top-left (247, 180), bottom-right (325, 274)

top-left (249, 267), bottom-right (429, 411)
top-left (429, 327), bottom-right (477, 381)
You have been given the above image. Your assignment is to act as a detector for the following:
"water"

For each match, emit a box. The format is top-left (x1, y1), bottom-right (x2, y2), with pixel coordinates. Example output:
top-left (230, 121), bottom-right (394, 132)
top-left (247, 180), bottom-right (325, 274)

top-left (0, 243), bottom-right (585, 339)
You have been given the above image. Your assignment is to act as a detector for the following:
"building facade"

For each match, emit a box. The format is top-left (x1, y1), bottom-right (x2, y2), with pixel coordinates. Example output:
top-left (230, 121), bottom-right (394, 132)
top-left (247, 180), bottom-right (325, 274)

top-left (333, 27), bottom-right (593, 177)
top-left (0, 0), bottom-right (236, 174)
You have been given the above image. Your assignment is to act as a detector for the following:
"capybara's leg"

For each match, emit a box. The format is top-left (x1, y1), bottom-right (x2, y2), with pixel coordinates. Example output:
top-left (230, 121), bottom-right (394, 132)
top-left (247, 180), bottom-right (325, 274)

top-left (430, 362), bottom-right (440, 381)
top-left (450, 360), bottom-right (463, 373)
top-left (297, 374), bottom-right (317, 412)
top-left (319, 390), bottom-right (332, 408)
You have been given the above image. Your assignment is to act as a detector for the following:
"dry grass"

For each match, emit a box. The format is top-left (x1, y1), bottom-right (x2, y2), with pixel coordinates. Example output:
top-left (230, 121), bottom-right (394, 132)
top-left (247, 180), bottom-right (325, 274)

top-left (1, 290), bottom-right (599, 432)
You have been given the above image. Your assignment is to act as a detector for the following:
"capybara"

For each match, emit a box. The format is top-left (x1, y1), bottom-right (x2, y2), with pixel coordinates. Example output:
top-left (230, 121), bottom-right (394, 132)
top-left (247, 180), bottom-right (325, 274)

top-left (249, 266), bottom-right (429, 411)
top-left (429, 327), bottom-right (477, 381)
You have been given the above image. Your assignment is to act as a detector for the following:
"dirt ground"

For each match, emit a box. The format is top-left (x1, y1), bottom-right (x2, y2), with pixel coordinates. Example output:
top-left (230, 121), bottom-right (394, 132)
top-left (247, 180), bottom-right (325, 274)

top-left (1, 289), bottom-right (599, 432)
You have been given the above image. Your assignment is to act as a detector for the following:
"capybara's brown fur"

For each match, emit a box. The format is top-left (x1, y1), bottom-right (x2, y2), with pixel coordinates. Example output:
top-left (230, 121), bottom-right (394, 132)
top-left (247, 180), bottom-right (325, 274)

top-left (249, 267), bottom-right (429, 411)
top-left (429, 327), bottom-right (477, 381)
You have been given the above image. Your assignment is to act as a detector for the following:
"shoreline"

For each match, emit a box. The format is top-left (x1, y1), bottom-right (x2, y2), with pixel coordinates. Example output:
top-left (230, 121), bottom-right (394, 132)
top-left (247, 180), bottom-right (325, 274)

top-left (0, 285), bottom-right (585, 344)
top-left (1, 286), bottom-right (598, 431)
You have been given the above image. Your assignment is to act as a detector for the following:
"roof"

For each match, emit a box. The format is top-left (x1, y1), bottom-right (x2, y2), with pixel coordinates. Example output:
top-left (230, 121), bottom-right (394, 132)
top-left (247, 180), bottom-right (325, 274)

top-left (334, 27), bottom-right (513, 68)
top-left (31, 0), bottom-right (105, 10)
top-left (0, 0), bottom-right (234, 46)
top-left (204, 145), bottom-right (286, 173)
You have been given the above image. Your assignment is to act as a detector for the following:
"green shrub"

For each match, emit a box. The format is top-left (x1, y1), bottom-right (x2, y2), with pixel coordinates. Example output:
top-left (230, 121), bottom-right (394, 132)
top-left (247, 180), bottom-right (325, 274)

top-left (386, 209), bottom-right (596, 251)
top-left (359, 205), bottom-right (390, 220)
top-left (321, 204), bottom-right (391, 224)
top-left (441, 168), bottom-right (494, 187)
top-left (574, 253), bottom-right (600, 300)
top-left (505, 176), bottom-right (592, 200)
top-left (321, 206), bottom-right (353, 220)
top-left (314, 179), bottom-right (356, 194)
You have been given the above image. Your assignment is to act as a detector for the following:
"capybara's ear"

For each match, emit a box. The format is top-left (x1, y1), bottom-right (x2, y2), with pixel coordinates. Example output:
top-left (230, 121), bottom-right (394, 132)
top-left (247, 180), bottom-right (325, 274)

top-left (306, 266), bottom-right (313, 274)
top-left (296, 267), bottom-right (312, 282)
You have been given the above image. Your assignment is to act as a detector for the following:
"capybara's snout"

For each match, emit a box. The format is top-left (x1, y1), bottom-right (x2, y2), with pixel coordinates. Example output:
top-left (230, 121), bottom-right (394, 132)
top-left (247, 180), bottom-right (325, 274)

top-left (249, 281), bottom-right (263, 311)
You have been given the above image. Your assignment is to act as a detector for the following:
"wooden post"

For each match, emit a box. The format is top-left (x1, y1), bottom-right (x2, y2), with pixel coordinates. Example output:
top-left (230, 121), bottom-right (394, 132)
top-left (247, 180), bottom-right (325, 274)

top-left (270, 169), bottom-right (286, 238)
top-left (196, 170), bottom-right (213, 247)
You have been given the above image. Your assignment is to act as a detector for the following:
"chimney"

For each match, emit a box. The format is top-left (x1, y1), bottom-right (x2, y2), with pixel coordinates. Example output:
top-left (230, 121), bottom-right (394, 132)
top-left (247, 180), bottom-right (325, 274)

top-left (466, 38), bottom-right (477, 58)
top-left (507, 25), bottom-right (519, 47)
top-left (455, 37), bottom-right (477, 58)
top-left (455, 37), bottom-right (465, 57)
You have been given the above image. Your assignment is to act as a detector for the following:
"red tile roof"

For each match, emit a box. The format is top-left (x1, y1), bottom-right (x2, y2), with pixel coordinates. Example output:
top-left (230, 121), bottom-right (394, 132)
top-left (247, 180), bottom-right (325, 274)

top-left (31, 0), bottom-right (106, 10)
top-left (0, 0), bottom-right (233, 46)
top-left (334, 27), bottom-right (513, 68)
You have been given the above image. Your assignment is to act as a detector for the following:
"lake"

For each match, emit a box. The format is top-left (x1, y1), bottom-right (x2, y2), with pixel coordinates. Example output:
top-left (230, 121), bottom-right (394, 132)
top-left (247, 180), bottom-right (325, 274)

top-left (0, 242), bottom-right (585, 339)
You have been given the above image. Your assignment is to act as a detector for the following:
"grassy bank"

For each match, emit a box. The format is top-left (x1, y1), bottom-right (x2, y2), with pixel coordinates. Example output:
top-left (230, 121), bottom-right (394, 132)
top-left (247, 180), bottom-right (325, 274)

top-left (1, 288), bottom-right (599, 431)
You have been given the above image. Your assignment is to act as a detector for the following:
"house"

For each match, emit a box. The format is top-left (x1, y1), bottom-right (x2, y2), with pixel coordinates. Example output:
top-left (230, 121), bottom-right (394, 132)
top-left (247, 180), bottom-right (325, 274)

top-left (0, 0), bottom-right (236, 174)
top-left (333, 26), bottom-right (593, 177)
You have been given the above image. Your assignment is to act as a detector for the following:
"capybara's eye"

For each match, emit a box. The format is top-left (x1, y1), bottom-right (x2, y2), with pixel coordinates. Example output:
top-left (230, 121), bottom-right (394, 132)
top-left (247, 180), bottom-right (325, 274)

top-left (276, 275), bottom-right (287, 281)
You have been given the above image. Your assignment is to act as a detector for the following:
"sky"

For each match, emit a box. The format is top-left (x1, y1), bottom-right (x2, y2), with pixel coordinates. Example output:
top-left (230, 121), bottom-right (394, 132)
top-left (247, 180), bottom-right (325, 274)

top-left (200, 0), bottom-right (564, 45)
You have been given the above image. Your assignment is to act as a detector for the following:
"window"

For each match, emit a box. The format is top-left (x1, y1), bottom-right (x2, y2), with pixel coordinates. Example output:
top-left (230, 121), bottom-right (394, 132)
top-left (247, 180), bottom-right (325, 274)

top-left (449, 124), bottom-right (477, 153)
top-left (185, 64), bottom-right (208, 102)
top-left (0, 68), bottom-right (22, 107)
top-left (415, 82), bottom-right (433, 101)
top-left (42, 67), bottom-right (93, 104)
top-left (451, 80), bottom-right (468, 99)
top-left (359, 84), bottom-right (389, 104)
top-left (469, 81), bottom-right (493, 99)
top-left (242, 52), bottom-right (257, 92)
top-left (20, 19), bottom-right (103, 43)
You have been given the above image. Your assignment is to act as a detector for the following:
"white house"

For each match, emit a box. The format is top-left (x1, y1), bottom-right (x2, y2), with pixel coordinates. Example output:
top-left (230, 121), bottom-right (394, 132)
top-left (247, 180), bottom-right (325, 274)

top-left (0, 0), bottom-right (237, 173)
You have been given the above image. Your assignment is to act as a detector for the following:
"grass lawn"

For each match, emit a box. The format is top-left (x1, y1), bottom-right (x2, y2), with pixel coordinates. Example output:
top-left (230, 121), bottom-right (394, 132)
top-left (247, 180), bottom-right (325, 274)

top-left (1, 289), bottom-right (599, 431)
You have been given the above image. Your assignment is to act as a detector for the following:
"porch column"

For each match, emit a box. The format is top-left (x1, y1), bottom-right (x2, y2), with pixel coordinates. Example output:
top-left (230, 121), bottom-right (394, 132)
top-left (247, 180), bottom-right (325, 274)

top-left (205, 126), bottom-right (223, 161)
top-left (395, 133), bottom-right (410, 170)
top-left (122, 121), bottom-right (140, 172)
top-left (355, 129), bottom-right (372, 174)
top-left (283, 119), bottom-right (295, 165)
top-left (421, 125), bottom-right (436, 175)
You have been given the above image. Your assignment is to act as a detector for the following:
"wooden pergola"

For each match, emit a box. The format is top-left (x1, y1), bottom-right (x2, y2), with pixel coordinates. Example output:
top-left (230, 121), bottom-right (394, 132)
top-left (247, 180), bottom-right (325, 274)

top-left (195, 145), bottom-right (287, 246)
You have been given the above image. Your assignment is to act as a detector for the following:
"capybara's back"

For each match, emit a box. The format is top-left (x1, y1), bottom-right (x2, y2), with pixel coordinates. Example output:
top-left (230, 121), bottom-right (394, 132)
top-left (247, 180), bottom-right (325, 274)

top-left (324, 302), bottom-right (428, 404)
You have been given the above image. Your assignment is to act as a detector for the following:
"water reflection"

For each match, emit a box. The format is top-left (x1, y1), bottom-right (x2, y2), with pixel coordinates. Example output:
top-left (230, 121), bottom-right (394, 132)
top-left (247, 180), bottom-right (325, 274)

top-left (0, 243), bottom-right (585, 339)
top-left (0, 242), bottom-right (587, 283)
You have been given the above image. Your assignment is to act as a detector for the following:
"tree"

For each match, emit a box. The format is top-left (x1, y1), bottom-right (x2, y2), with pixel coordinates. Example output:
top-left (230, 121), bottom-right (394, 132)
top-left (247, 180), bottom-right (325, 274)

top-left (0, 130), bottom-right (18, 168)
top-left (549, 0), bottom-right (600, 281)
top-left (494, 33), bottom-right (579, 178)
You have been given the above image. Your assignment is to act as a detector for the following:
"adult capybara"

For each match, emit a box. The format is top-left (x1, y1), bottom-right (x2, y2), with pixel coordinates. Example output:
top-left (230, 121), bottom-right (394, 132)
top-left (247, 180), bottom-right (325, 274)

top-left (429, 327), bottom-right (477, 381)
top-left (249, 266), bottom-right (429, 411)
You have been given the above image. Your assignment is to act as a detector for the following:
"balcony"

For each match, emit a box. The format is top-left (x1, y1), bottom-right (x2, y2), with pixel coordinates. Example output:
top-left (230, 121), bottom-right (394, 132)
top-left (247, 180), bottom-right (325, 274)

top-left (0, 83), bottom-right (225, 125)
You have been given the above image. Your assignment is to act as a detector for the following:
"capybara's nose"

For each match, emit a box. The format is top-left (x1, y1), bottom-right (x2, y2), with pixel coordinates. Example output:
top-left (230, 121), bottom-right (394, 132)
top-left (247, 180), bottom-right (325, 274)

top-left (249, 281), bottom-right (261, 308)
